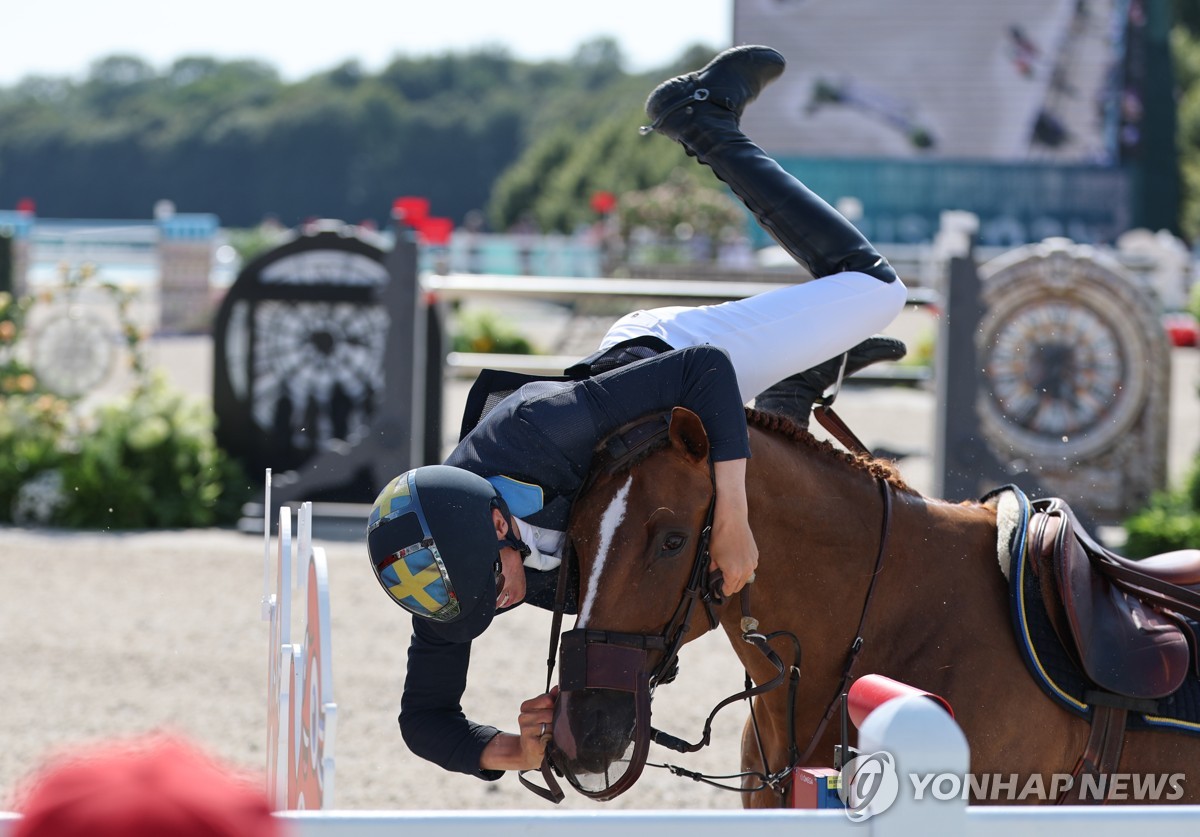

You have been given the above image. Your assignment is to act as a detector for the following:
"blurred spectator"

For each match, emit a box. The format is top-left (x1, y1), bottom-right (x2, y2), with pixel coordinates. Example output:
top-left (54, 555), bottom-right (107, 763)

top-left (11, 735), bottom-right (283, 837)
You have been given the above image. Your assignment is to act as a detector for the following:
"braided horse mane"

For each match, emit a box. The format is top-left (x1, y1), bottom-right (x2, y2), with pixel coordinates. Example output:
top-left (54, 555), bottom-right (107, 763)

top-left (745, 408), bottom-right (913, 494)
top-left (590, 407), bottom-right (913, 495)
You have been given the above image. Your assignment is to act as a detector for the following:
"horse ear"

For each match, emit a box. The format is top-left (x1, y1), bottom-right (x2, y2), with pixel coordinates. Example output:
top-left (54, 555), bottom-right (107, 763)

top-left (668, 407), bottom-right (710, 463)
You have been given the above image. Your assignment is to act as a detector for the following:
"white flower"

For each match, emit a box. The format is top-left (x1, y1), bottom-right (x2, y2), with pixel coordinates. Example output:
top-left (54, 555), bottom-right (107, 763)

top-left (12, 470), bottom-right (67, 527)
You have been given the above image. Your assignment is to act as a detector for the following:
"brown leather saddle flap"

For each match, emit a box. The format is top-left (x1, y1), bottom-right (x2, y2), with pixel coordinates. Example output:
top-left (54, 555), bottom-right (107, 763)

top-left (1031, 505), bottom-right (1191, 700)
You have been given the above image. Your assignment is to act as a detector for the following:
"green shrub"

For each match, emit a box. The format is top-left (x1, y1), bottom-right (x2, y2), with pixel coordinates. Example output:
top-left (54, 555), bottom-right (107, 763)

top-left (1187, 455), bottom-right (1200, 515)
top-left (1123, 458), bottom-right (1200, 558)
top-left (0, 394), bottom-right (71, 522)
top-left (52, 372), bottom-right (248, 528)
top-left (451, 308), bottom-right (534, 354)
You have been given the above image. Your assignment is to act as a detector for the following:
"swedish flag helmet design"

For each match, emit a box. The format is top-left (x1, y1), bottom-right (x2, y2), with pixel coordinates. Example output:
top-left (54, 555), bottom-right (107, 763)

top-left (367, 465), bottom-right (503, 641)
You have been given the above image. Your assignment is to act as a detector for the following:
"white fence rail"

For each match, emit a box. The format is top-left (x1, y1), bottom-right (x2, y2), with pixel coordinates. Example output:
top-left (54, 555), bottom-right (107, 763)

top-left (422, 272), bottom-right (943, 306)
top-left (424, 273), bottom-right (940, 379)
top-left (273, 807), bottom-right (1200, 837)
top-left (4, 806), bottom-right (1199, 837)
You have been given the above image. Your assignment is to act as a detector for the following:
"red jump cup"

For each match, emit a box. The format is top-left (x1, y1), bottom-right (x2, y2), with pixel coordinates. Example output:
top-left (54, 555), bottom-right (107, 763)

top-left (847, 674), bottom-right (954, 729)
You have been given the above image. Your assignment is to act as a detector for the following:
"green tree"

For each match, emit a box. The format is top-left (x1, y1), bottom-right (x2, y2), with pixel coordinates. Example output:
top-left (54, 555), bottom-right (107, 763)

top-left (1175, 25), bottom-right (1200, 238)
top-left (488, 104), bottom-right (728, 233)
top-left (0, 44), bottom-right (716, 227)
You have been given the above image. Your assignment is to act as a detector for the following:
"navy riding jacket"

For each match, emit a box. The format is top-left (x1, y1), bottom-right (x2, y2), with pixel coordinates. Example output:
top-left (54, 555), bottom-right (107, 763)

top-left (398, 344), bottom-right (751, 779)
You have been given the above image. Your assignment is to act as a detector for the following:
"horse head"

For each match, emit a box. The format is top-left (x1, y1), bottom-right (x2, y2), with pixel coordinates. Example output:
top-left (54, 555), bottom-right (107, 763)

top-left (548, 406), bottom-right (719, 798)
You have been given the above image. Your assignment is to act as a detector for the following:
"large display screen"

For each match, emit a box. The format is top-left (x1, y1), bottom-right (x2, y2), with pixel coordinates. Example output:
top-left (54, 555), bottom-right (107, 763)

top-left (734, 0), bottom-right (1129, 163)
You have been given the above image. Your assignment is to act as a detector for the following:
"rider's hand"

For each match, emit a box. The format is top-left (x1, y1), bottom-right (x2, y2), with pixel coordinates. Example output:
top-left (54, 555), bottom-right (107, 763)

top-left (516, 687), bottom-right (559, 767)
top-left (479, 686), bottom-right (559, 771)
top-left (710, 458), bottom-right (759, 597)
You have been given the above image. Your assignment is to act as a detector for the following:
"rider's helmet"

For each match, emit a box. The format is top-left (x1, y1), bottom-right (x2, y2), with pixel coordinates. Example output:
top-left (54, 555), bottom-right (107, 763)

top-left (367, 465), bottom-right (526, 642)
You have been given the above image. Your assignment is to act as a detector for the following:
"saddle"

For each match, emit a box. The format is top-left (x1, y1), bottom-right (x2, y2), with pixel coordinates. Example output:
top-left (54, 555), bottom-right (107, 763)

top-left (1028, 497), bottom-right (1200, 700)
top-left (1023, 496), bottom-right (1200, 802)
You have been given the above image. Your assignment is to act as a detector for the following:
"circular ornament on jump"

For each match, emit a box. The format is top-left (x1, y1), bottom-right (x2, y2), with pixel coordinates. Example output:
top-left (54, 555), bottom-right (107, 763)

top-left (976, 238), bottom-right (1170, 518)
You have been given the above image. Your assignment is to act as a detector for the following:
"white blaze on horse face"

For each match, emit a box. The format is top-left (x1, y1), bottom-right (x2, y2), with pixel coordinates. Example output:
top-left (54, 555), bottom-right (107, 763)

top-left (577, 476), bottom-right (632, 628)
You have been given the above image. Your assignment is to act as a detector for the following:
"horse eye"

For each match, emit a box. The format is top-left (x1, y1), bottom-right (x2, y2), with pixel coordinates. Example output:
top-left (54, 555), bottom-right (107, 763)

top-left (660, 532), bottom-right (687, 556)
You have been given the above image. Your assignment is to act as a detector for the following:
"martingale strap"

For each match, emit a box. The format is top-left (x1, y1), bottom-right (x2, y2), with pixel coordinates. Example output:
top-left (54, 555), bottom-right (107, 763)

top-left (655, 475), bottom-right (895, 800)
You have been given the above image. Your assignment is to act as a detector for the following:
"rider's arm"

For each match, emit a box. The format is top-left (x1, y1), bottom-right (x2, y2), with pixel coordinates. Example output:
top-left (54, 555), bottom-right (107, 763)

top-left (447, 345), bottom-right (752, 530)
top-left (583, 345), bottom-right (752, 462)
top-left (711, 457), bottom-right (759, 595)
top-left (399, 618), bottom-right (504, 780)
top-left (479, 732), bottom-right (527, 770)
top-left (588, 346), bottom-right (758, 593)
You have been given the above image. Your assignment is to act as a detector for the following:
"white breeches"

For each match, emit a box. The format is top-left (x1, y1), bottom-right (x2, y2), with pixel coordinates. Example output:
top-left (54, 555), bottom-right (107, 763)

top-left (598, 272), bottom-right (908, 403)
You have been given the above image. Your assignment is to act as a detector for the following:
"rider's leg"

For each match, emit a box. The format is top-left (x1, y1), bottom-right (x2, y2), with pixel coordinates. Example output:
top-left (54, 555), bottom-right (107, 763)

top-left (601, 46), bottom-right (907, 406)
top-left (643, 46), bottom-right (898, 285)
top-left (753, 336), bottom-right (906, 428)
top-left (599, 279), bottom-right (905, 404)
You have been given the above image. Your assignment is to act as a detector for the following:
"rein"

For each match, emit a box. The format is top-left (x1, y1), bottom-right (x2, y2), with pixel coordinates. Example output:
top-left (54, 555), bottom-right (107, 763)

top-left (519, 412), bottom-right (896, 804)
top-left (655, 477), bottom-right (895, 800)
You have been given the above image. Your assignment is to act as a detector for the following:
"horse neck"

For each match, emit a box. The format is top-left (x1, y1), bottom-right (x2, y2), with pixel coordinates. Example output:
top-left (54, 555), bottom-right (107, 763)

top-left (743, 425), bottom-right (905, 583)
top-left (733, 429), bottom-right (892, 670)
top-left (737, 427), bottom-right (1005, 689)
top-left (734, 427), bottom-right (1091, 778)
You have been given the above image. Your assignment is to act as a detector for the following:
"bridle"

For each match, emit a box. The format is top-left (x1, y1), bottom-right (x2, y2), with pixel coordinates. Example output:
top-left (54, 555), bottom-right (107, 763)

top-left (519, 411), bottom-right (894, 804)
top-left (519, 412), bottom-right (792, 802)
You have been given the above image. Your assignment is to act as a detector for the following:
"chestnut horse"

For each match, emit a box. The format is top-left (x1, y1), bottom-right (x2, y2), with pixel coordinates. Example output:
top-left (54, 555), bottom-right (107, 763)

top-left (550, 406), bottom-right (1200, 806)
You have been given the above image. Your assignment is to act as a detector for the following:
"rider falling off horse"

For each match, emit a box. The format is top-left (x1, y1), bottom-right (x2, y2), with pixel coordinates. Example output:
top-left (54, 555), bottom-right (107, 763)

top-left (365, 45), bottom-right (907, 779)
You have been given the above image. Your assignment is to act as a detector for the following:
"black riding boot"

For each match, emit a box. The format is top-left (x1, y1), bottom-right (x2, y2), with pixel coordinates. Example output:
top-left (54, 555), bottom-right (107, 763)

top-left (643, 46), bottom-right (897, 284)
top-left (754, 335), bottom-right (907, 430)
top-left (645, 47), bottom-right (903, 429)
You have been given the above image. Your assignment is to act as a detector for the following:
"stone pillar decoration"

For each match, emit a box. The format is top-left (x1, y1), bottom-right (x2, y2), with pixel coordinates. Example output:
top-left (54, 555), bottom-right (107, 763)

top-left (973, 238), bottom-right (1170, 522)
top-left (1116, 227), bottom-right (1192, 312)
top-left (157, 207), bottom-right (219, 333)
